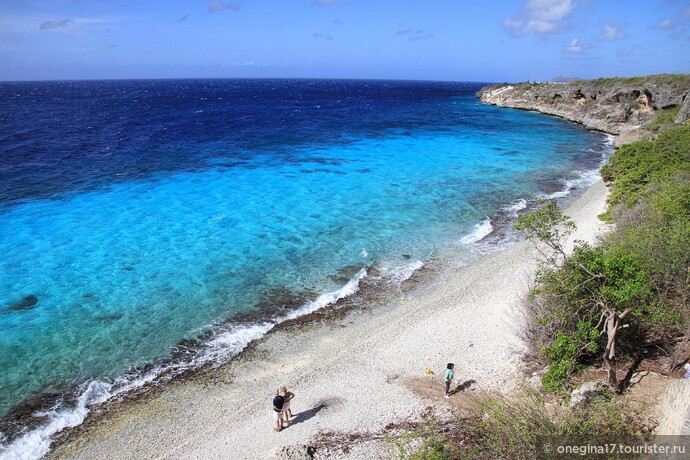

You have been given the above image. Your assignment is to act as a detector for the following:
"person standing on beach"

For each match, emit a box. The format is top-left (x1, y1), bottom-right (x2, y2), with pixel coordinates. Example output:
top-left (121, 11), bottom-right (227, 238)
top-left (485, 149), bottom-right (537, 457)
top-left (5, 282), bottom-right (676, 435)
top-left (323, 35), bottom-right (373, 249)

top-left (272, 389), bottom-right (285, 431)
top-left (281, 386), bottom-right (295, 424)
top-left (444, 363), bottom-right (454, 398)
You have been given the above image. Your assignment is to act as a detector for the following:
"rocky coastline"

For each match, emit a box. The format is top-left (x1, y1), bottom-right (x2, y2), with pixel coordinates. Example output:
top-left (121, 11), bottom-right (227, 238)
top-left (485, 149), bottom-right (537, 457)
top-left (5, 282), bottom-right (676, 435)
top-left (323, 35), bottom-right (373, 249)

top-left (478, 74), bottom-right (690, 147)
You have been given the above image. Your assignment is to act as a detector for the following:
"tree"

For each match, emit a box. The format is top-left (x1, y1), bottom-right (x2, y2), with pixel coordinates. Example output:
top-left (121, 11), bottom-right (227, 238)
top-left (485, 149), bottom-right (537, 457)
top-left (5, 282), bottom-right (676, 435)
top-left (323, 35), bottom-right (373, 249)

top-left (516, 201), bottom-right (656, 389)
top-left (513, 199), bottom-right (575, 267)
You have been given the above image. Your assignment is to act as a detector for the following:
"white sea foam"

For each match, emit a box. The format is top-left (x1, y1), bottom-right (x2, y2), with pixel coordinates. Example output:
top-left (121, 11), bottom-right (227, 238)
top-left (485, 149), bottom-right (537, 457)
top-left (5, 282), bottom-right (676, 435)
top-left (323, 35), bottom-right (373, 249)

top-left (541, 168), bottom-right (602, 200)
top-left (502, 198), bottom-right (527, 216)
top-left (460, 217), bottom-right (493, 244)
top-left (283, 268), bottom-right (367, 322)
top-left (190, 322), bottom-right (274, 369)
top-left (181, 269), bottom-right (368, 371)
top-left (0, 269), bottom-right (370, 460)
top-left (0, 372), bottom-right (162, 460)
top-left (541, 135), bottom-right (613, 201)
top-left (382, 260), bottom-right (424, 285)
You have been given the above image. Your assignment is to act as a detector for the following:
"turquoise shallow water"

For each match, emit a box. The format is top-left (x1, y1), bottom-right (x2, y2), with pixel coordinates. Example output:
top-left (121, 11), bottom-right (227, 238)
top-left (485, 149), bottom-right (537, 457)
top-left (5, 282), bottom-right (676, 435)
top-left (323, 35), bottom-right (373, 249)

top-left (0, 80), bottom-right (609, 458)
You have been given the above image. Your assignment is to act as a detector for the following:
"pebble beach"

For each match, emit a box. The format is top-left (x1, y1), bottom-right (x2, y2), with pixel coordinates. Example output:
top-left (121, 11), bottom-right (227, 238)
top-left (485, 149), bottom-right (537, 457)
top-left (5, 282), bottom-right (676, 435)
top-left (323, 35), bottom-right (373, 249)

top-left (47, 179), bottom-right (611, 460)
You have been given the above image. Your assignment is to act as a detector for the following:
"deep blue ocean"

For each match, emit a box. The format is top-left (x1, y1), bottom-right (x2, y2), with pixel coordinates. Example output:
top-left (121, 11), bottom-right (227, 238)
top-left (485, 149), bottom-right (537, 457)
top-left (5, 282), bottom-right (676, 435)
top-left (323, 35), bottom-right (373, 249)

top-left (0, 79), bottom-right (609, 458)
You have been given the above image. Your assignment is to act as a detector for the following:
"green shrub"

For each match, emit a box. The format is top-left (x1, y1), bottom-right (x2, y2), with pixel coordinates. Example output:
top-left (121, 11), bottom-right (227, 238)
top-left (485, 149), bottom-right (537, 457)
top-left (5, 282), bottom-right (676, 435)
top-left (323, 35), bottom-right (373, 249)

top-left (541, 322), bottom-right (599, 394)
top-left (390, 418), bottom-right (462, 460)
top-left (602, 125), bottom-right (690, 210)
top-left (407, 435), bottom-right (454, 460)
top-left (648, 105), bottom-right (681, 131)
top-left (531, 243), bottom-right (661, 390)
top-left (606, 174), bottom-right (690, 321)
top-left (516, 176), bottom-right (681, 388)
top-left (448, 387), bottom-right (645, 460)
top-left (522, 125), bottom-right (689, 391)
top-left (581, 74), bottom-right (690, 87)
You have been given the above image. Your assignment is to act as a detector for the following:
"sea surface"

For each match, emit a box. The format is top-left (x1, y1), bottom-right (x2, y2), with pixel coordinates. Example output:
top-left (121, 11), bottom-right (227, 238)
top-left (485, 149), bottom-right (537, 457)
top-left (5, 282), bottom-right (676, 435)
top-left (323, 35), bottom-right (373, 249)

top-left (0, 79), bottom-right (610, 458)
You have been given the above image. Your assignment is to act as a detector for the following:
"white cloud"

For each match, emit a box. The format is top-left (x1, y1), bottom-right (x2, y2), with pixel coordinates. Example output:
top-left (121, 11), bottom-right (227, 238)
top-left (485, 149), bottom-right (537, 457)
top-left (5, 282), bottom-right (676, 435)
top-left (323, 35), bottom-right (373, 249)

top-left (564, 37), bottom-right (592, 53)
top-left (396, 28), bottom-right (434, 41)
top-left (504, 0), bottom-right (575, 36)
top-left (38, 16), bottom-right (115, 32)
top-left (73, 18), bottom-right (115, 26)
top-left (312, 33), bottom-right (334, 41)
top-left (598, 23), bottom-right (622, 41)
top-left (565, 38), bottom-right (582, 53)
top-left (526, 0), bottom-right (574, 21)
top-left (653, 19), bottom-right (674, 29)
top-left (208, 1), bottom-right (241, 13)
top-left (40, 19), bottom-right (73, 30)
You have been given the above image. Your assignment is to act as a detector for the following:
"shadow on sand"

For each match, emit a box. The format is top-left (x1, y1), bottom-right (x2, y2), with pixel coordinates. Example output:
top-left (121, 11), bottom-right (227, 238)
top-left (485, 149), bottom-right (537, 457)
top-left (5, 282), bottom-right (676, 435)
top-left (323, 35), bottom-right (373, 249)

top-left (450, 379), bottom-right (476, 395)
top-left (285, 402), bottom-right (329, 428)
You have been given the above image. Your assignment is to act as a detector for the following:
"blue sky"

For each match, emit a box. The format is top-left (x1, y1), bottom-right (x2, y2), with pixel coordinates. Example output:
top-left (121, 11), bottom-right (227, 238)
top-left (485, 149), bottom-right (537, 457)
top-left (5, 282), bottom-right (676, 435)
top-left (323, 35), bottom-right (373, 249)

top-left (1, 0), bottom-right (688, 82)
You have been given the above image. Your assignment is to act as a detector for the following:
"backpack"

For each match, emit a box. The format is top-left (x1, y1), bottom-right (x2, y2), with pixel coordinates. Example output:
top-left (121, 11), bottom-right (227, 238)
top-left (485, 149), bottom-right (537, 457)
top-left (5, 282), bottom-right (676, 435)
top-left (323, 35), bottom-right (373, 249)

top-left (273, 394), bottom-right (284, 411)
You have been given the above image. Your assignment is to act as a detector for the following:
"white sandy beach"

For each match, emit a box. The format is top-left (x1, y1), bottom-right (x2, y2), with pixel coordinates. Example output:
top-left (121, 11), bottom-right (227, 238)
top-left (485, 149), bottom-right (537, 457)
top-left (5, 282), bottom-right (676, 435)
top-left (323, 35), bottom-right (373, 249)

top-left (49, 179), bottom-right (610, 460)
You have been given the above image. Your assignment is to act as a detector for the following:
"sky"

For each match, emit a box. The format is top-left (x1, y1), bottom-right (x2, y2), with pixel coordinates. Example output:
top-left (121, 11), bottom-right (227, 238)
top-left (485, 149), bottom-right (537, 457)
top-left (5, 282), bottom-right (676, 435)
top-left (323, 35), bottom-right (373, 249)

top-left (1, 0), bottom-right (689, 82)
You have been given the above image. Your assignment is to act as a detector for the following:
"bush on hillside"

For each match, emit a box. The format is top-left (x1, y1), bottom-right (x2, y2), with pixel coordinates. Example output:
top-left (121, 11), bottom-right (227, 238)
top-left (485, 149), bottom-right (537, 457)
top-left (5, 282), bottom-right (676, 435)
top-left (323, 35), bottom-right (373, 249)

top-left (585, 74), bottom-right (690, 87)
top-left (526, 239), bottom-right (662, 391)
top-left (399, 387), bottom-right (649, 460)
top-left (517, 125), bottom-right (690, 391)
top-left (600, 124), bottom-right (690, 211)
top-left (647, 105), bottom-right (681, 131)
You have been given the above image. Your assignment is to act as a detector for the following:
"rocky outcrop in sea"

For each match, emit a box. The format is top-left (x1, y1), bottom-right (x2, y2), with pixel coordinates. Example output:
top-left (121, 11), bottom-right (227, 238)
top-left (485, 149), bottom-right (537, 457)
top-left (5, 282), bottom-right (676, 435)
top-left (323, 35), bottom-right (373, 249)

top-left (478, 75), bottom-right (690, 147)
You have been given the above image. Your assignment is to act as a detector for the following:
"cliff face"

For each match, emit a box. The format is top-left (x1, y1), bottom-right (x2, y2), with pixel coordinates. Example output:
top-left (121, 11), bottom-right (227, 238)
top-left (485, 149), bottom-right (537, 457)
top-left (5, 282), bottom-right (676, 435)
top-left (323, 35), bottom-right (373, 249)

top-left (478, 75), bottom-right (690, 146)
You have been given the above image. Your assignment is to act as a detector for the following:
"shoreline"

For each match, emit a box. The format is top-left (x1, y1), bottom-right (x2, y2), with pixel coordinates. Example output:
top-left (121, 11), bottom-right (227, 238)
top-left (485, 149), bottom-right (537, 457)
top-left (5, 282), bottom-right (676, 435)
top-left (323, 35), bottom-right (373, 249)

top-left (0, 158), bottom-right (612, 460)
top-left (45, 178), bottom-right (611, 460)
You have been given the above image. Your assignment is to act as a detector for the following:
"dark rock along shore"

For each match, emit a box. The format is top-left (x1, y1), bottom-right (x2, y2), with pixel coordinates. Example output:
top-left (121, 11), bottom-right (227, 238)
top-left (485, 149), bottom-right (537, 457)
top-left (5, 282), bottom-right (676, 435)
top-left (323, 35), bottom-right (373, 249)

top-left (477, 74), bottom-right (690, 147)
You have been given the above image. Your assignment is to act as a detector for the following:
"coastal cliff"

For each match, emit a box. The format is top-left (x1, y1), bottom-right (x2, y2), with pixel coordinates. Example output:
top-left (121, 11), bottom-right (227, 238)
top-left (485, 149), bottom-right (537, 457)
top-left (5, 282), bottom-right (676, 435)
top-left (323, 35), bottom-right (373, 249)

top-left (478, 74), bottom-right (690, 147)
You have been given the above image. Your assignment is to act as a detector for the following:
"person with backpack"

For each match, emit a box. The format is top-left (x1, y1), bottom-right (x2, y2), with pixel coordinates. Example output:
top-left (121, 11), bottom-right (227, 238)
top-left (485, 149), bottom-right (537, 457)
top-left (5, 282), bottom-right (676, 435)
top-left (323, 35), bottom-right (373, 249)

top-left (272, 389), bottom-right (285, 431)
